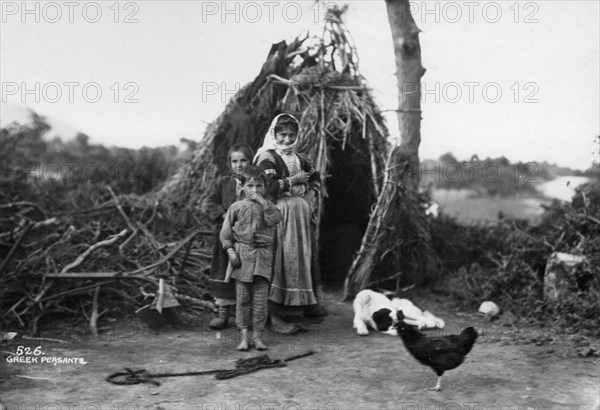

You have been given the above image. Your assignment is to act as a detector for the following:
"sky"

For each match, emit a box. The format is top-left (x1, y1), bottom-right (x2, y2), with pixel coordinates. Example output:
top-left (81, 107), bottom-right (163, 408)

top-left (1, 0), bottom-right (599, 169)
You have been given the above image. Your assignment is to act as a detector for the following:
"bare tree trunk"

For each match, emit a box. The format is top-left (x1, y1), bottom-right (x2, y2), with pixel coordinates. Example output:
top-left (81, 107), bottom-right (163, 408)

top-left (343, 0), bottom-right (433, 300)
top-left (386, 0), bottom-right (425, 188)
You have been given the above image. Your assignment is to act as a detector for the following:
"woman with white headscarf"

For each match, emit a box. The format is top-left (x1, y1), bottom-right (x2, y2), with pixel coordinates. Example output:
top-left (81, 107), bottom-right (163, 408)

top-left (255, 113), bottom-right (323, 331)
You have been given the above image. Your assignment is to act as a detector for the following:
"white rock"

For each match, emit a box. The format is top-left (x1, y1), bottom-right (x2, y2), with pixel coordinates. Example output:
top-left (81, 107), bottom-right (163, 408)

top-left (479, 301), bottom-right (500, 317)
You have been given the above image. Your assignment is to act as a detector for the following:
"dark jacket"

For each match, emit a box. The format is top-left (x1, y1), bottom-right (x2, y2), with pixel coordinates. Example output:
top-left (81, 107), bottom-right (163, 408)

top-left (255, 150), bottom-right (321, 199)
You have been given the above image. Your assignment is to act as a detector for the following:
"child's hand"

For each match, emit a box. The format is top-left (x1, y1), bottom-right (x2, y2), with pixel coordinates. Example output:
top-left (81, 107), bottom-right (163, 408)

top-left (248, 191), bottom-right (267, 206)
top-left (226, 248), bottom-right (241, 268)
top-left (304, 190), bottom-right (316, 204)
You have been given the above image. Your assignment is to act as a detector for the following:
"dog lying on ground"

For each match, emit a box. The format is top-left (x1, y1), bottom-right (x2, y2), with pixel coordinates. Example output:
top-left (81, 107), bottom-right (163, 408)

top-left (352, 289), bottom-right (445, 336)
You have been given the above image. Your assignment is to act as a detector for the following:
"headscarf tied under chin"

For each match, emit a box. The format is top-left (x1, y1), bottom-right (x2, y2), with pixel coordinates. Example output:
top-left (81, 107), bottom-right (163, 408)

top-left (254, 113), bottom-right (300, 162)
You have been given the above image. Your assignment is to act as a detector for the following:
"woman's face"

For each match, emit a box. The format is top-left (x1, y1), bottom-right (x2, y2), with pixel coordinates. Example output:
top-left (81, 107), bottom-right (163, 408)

top-left (275, 127), bottom-right (297, 146)
top-left (230, 151), bottom-right (249, 174)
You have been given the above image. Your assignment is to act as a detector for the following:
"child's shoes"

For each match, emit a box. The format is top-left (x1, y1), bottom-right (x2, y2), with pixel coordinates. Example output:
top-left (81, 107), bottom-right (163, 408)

top-left (252, 331), bottom-right (268, 351)
top-left (209, 305), bottom-right (229, 330)
top-left (237, 329), bottom-right (250, 351)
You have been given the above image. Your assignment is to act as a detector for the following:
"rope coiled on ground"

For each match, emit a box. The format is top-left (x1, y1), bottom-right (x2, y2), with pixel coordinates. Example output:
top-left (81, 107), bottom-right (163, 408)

top-left (106, 350), bottom-right (314, 386)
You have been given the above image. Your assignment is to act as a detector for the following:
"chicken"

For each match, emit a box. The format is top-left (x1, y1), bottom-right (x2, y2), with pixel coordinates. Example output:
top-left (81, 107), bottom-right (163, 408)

top-left (394, 311), bottom-right (478, 391)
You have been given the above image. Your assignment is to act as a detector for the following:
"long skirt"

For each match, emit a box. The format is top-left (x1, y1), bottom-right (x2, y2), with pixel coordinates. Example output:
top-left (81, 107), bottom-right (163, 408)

top-left (268, 195), bottom-right (317, 306)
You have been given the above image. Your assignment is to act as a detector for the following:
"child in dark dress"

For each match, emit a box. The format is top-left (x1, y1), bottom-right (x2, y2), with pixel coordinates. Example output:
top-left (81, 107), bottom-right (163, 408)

top-left (201, 144), bottom-right (254, 329)
top-left (220, 166), bottom-right (282, 350)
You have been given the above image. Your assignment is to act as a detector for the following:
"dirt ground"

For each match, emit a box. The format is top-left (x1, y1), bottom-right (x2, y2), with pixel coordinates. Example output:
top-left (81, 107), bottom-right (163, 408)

top-left (1, 290), bottom-right (599, 410)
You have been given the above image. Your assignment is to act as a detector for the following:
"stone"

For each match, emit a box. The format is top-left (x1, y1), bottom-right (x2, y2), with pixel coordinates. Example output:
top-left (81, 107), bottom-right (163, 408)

top-left (543, 252), bottom-right (587, 300)
top-left (479, 301), bottom-right (500, 318)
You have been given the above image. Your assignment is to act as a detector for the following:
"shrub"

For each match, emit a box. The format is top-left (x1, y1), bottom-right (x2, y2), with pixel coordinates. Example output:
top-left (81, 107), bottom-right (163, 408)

top-left (432, 179), bottom-right (600, 338)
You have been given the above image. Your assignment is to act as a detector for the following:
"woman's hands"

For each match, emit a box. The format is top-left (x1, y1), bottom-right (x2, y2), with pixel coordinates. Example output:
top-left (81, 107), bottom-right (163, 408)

top-left (291, 171), bottom-right (309, 185)
top-left (226, 248), bottom-right (241, 268)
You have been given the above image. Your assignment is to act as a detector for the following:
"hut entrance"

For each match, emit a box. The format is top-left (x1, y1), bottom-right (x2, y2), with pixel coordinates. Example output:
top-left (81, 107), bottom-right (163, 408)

top-left (319, 137), bottom-right (375, 288)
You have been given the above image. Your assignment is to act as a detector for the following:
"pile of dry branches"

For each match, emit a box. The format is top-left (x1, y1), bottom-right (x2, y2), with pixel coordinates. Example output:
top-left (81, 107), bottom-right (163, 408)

top-left (0, 189), bottom-right (217, 335)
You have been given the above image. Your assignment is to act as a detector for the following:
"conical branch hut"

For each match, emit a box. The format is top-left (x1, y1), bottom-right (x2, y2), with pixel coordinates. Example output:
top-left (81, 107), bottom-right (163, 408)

top-left (158, 19), bottom-right (394, 291)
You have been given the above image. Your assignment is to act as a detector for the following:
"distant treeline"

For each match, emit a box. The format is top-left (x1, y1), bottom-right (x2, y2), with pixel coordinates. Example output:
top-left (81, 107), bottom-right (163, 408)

top-left (0, 113), bottom-right (197, 210)
top-left (422, 152), bottom-right (598, 197)
top-left (2, 112), bottom-right (597, 203)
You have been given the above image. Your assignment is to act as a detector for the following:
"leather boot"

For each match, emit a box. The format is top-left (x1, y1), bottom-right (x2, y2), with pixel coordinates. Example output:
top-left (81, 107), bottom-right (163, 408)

top-left (209, 305), bottom-right (229, 330)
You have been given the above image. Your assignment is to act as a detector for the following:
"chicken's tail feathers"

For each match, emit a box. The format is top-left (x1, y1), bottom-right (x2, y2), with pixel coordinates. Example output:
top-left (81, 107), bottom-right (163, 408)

top-left (462, 326), bottom-right (479, 341)
top-left (459, 326), bottom-right (479, 355)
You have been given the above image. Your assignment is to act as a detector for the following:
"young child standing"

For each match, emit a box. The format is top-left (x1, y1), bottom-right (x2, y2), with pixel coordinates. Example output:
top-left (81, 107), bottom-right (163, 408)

top-left (219, 166), bottom-right (282, 351)
top-left (201, 144), bottom-right (254, 330)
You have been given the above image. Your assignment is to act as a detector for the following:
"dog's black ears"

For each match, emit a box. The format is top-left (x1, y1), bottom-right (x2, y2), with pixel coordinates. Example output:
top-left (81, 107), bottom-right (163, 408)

top-left (396, 310), bottom-right (405, 321)
top-left (372, 308), bottom-right (393, 331)
top-left (373, 308), bottom-right (392, 321)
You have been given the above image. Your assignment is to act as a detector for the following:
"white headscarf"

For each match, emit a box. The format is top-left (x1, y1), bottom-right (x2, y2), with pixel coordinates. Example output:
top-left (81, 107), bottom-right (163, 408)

top-left (254, 113), bottom-right (299, 162)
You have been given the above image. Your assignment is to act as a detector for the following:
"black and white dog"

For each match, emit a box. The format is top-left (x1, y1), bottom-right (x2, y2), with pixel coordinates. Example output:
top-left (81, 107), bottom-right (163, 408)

top-left (352, 289), bottom-right (445, 336)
